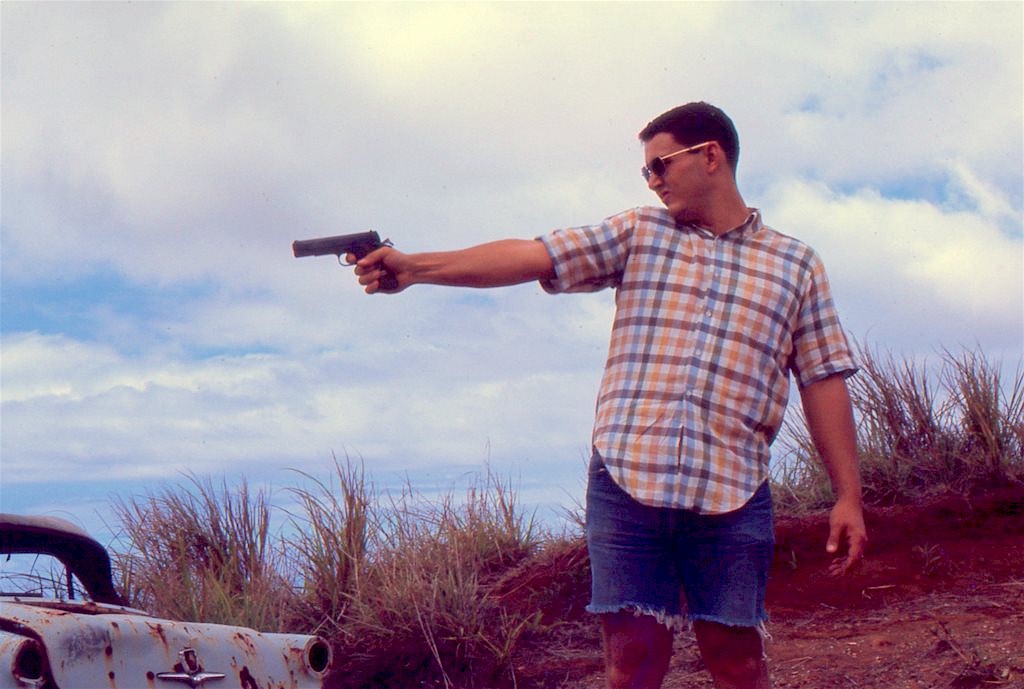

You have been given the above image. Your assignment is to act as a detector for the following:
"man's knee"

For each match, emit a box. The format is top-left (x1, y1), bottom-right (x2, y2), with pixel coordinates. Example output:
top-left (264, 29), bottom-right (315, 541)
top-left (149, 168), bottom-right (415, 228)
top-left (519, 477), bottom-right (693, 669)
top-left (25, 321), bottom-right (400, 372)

top-left (693, 620), bottom-right (769, 689)
top-left (602, 612), bottom-right (673, 688)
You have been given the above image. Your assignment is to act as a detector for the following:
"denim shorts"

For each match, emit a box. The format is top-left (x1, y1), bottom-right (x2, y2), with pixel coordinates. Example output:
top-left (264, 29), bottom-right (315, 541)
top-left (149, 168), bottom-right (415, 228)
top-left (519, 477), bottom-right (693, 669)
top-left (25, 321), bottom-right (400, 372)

top-left (585, 451), bottom-right (774, 630)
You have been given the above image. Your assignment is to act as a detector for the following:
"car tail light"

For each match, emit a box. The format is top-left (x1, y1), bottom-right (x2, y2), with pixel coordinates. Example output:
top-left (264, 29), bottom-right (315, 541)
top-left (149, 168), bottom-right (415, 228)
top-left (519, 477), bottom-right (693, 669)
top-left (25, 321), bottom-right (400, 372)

top-left (304, 637), bottom-right (332, 675)
top-left (12, 638), bottom-right (51, 686)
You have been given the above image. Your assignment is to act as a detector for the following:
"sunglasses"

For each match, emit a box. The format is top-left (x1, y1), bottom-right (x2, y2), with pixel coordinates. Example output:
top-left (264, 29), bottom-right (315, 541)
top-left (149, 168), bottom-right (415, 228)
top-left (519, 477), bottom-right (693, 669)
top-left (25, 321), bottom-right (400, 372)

top-left (641, 141), bottom-right (714, 181)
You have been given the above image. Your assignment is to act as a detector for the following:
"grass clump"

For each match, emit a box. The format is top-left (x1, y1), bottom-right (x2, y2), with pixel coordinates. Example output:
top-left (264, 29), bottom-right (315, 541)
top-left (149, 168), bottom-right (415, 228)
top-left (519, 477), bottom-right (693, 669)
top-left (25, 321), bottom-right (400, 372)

top-left (111, 474), bottom-right (296, 632)
top-left (112, 459), bottom-right (554, 688)
top-left (286, 457), bottom-right (372, 638)
top-left (774, 344), bottom-right (1024, 512)
top-left (287, 460), bottom-right (544, 688)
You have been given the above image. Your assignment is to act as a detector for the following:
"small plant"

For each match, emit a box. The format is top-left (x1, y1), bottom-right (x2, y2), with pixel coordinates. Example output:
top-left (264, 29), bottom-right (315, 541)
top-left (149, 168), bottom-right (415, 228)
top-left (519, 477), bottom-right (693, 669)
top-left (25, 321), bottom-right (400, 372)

top-left (931, 620), bottom-right (1014, 688)
top-left (911, 543), bottom-right (949, 578)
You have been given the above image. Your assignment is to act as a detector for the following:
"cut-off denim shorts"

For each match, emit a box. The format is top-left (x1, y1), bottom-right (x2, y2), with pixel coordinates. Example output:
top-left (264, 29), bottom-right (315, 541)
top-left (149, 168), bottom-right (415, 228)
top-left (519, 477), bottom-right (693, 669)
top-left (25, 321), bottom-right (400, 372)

top-left (585, 451), bottom-right (774, 632)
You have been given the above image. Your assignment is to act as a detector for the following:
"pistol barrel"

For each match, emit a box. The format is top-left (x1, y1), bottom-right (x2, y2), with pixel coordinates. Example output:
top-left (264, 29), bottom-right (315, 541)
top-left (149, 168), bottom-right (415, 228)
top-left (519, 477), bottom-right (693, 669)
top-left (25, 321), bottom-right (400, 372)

top-left (292, 231), bottom-right (383, 259)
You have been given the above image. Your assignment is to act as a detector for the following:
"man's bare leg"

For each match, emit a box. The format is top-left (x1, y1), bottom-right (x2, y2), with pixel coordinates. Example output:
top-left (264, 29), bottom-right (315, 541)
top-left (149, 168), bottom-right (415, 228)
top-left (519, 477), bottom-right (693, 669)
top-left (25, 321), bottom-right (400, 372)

top-left (693, 620), bottom-right (771, 689)
top-left (602, 611), bottom-right (673, 689)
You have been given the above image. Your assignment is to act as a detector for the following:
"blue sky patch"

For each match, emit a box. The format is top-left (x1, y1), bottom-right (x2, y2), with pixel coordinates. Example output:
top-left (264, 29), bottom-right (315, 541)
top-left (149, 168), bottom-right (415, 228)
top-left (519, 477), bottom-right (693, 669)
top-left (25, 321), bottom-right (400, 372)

top-left (1, 270), bottom-right (215, 344)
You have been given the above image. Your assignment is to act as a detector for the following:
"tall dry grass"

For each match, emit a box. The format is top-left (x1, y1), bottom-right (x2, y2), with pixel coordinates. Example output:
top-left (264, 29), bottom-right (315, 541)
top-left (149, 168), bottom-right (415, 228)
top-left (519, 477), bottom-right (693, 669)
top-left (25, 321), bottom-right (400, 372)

top-left (286, 457), bottom-right (371, 638)
top-left (113, 460), bottom-right (550, 687)
top-left (111, 474), bottom-right (296, 631)
top-left (774, 344), bottom-right (1024, 512)
top-left (110, 344), bottom-right (1023, 686)
top-left (287, 460), bottom-right (544, 687)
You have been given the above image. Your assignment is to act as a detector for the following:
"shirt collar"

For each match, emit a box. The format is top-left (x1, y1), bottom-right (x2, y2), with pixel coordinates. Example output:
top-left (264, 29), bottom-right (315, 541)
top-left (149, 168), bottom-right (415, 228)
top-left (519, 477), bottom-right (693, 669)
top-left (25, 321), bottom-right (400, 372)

top-left (682, 208), bottom-right (762, 239)
top-left (736, 208), bottom-right (763, 236)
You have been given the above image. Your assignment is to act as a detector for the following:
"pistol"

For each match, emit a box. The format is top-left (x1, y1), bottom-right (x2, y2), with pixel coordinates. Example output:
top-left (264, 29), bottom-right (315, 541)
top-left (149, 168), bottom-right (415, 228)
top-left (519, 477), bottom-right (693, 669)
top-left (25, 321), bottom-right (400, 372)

top-left (292, 230), bottom-right (398, 291)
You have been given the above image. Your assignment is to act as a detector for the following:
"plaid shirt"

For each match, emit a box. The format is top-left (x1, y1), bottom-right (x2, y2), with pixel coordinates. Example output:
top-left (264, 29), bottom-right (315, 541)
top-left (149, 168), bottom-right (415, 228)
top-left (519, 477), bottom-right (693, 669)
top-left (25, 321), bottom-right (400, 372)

top-left (540, 207), bottom-right (857, 513)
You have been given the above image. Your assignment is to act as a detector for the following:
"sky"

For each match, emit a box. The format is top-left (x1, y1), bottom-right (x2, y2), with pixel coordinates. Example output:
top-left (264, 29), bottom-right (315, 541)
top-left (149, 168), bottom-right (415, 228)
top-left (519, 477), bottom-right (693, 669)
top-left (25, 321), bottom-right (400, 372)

top-left (2, 2), bottom-right (1022, 536)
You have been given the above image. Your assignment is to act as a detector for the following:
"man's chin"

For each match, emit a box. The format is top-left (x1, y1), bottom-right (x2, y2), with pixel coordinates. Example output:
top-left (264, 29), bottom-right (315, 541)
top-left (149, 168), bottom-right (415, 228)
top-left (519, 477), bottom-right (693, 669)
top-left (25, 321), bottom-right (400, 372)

top-left (670, 207), bottom-right (697, 225)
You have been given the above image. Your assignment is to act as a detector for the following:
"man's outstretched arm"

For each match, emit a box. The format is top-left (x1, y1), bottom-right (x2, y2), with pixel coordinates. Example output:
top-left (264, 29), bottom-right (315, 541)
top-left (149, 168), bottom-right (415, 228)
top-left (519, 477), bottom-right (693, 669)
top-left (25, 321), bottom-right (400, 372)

top-left (799, 374), bottom-right (868, 575)
top-left (352, 239), bottom-right (556, 294)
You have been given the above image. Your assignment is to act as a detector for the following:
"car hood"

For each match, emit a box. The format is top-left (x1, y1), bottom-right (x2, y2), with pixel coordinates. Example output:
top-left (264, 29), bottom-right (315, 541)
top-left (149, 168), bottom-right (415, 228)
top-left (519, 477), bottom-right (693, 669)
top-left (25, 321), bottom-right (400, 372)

top-left (0, 597), bottom-right (331, 689)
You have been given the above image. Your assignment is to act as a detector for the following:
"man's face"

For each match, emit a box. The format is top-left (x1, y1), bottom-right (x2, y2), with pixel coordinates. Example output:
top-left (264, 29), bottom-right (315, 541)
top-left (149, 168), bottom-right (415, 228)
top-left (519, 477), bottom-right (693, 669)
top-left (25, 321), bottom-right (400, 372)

top-left (643, 132), bottom-right (709, 224)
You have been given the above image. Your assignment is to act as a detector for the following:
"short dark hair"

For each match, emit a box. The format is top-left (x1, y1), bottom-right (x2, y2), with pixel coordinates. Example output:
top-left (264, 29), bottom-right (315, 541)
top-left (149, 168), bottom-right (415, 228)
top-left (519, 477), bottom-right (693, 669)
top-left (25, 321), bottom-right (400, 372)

top-left (638, 102), bottom-right (740, 171)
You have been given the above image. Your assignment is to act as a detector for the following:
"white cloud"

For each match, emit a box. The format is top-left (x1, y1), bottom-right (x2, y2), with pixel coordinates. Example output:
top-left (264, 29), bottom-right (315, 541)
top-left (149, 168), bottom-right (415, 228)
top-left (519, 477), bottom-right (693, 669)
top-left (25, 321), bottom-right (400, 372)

top-left (4, 2), bottom-right (1020, 281)
top-left (0, 322), bottom-right (603, 487)
top-left (1, 1), bottom-right (1020, 513)
top-left (763, 173), bottom-right (1023, 356)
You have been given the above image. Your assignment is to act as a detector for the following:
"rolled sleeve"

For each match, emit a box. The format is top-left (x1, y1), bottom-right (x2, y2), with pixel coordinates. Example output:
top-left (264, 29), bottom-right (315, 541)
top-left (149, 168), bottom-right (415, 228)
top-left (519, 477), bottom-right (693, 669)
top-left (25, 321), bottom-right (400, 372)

top-left (790, 254), bottom-right (858, 388)
top-left (538, 209), bottom-right (638, 294)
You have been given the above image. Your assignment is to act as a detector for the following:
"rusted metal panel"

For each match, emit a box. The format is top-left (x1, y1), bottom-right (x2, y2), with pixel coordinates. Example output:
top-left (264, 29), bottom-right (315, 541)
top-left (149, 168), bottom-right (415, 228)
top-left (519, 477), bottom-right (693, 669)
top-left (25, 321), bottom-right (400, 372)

top-left (2, 515), bottom-right (331, 689)
top-left (1, 600), bottom-right (330, 689)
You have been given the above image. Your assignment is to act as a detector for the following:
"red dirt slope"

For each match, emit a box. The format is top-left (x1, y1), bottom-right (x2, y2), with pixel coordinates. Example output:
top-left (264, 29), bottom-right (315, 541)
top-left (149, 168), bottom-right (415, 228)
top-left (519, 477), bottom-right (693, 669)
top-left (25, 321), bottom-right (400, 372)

top-left (508, 486), bottom-right (1024, 689)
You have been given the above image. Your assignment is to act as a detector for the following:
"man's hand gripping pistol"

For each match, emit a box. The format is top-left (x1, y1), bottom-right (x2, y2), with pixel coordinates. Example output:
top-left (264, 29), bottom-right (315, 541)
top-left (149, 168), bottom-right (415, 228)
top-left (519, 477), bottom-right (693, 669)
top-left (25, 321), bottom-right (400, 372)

top-left (292, 231), bottom-right (399, 291)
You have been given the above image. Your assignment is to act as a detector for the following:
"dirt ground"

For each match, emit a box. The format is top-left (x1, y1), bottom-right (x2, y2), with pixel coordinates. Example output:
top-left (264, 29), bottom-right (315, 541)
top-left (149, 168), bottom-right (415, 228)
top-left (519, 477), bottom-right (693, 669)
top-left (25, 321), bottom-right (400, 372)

top-left (509, 486), bottom-right (1024, 689)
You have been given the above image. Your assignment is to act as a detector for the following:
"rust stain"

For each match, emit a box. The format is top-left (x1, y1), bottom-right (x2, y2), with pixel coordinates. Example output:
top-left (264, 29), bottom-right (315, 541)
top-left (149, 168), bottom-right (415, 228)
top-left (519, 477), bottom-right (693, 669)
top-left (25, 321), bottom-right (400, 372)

top-left (239, 665), bottom-right (258, 689)
top-left (232, 631), bottom-right (258, 655)
top-left (146, 621), bottom-right (169, 649)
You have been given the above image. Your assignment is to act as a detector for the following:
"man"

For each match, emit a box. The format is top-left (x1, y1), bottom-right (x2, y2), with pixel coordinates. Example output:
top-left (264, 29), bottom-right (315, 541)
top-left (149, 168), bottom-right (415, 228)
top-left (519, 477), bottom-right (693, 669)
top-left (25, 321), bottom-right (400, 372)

top-left (351, 102), bottom-right (867, 689)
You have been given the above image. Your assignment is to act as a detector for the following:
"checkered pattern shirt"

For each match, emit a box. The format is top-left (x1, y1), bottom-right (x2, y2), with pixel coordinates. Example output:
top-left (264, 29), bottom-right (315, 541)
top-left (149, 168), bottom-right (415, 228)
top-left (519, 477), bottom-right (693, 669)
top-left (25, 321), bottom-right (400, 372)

top-left (539, 207), bottom-right (857, 513)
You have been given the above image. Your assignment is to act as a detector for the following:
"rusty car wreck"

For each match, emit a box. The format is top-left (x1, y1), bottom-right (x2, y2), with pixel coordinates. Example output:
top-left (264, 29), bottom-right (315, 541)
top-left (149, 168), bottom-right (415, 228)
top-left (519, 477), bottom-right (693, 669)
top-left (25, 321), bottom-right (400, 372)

top-left (0, 514), bottom-right (332, 689)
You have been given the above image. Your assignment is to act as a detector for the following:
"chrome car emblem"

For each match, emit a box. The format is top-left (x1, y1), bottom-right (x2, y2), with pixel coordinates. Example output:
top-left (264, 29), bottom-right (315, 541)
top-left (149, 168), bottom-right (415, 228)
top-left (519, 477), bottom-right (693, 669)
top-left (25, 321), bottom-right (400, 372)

top-left (156, 648), bottom-right (226, 687)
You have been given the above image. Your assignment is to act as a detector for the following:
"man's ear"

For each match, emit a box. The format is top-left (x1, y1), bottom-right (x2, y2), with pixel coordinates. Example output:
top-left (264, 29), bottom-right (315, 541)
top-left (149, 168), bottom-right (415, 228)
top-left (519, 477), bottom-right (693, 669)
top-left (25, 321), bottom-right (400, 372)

top-left (705, 141), bottom-right (737, 179)
top-left (704, 141), bottom-right (724, 174)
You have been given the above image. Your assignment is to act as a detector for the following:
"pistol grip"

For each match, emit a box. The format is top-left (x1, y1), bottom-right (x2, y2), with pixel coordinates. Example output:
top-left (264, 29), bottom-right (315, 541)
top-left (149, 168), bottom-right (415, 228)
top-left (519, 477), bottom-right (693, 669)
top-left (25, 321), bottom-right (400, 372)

top-left (348, 245), bottom-right (373, 261)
